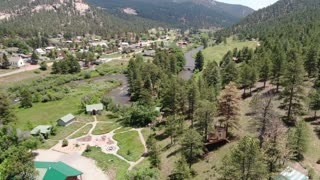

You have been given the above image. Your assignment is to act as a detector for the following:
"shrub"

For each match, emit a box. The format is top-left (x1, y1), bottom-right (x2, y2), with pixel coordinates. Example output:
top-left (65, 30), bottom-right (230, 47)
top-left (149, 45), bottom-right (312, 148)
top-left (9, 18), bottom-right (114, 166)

top-left (34, 70), bottom-right (41, 74)
top-left (85, 145), bottom-right (92, 152)
top-left (62, 139), bottom-right (68, 147)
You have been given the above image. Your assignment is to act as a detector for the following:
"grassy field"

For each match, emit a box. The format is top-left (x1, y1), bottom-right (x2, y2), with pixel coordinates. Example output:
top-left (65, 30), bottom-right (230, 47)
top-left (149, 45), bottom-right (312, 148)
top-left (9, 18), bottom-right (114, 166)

top-left (51, 122), bottom-right (85, 140)
top-left (92, 122), bottom-right (121, 135)
top-left (113, 131), bottom-right (145, 162)
top-left (201, 38), bottom-right (258, 64)
top-left (82, 147), bottom-right (130, 180)
top-left (69, 124), bottom-right (93, 139)
top-left (114, 127), bottom-right (132, 134)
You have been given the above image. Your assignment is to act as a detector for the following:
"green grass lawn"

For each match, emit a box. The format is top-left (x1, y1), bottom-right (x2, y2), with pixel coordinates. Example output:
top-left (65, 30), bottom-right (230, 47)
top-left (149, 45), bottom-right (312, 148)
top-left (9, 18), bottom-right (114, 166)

top-left (92, 122), bottom-right (121, 135)
top-left (82, 147), bottom-right (130, 180)
top-left (15, 96), bottom-right (81, 130)
top-left (100, 53), bottom-right (122, 59)
top-left (51, 122), bottom-right (85, 140)
top-left (201, 37), bottom-right (258, 64)
top-left (69, 124), bottom-right (93, 139)
top-left (113, 131), bottom-right (145, 162)
top-left (113, 127), bottom-right (132, 134)
top-left (38, 140), bottom-right (59, 149)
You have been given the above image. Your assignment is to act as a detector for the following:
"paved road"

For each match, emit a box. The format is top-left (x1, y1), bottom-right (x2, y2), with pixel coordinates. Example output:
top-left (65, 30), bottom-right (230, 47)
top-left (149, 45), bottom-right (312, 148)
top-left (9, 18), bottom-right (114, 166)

top-left (0, 62), bottom-right (53, 78)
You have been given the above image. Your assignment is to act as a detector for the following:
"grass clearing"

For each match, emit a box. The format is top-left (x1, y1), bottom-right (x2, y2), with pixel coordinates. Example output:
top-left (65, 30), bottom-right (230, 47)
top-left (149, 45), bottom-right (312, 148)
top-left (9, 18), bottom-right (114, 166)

top-left (82, 147), bottom-right (129, 180)
top-left (92, 122), bottom-right (121, 135)
top-left (69, 124), bottom-right (93, 139)
top-left (201, 38), bottom-right (258, 64)
top-left (114, 127), bottom-right (132, 134)
top-left (38, 140), bottom-right (59, 149)
top-left (51, 122), bottom-right (85, 140)
top-left (113, 131), bottom-right (145, 162)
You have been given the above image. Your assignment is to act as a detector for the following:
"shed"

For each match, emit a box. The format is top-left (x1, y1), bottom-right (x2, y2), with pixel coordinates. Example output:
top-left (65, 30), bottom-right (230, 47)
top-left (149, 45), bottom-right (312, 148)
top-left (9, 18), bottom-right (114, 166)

top-left (30, 125), bottom-right (52, 138)
top-left (35, 48), bottom-right (46, 55)
top-left (274, 166), bottom-right (309, 180)
top-left (86, 103), bottom-right (103, 115)
top-left (57, 114), bottom-right (75, 126)
top-left (35, 161), bottom-right (83, 180)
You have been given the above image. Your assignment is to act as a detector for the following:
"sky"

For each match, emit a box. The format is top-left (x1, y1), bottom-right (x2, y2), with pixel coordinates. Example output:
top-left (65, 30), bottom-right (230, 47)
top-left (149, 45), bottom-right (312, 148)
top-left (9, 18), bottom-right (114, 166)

top-left (216, 0), bottom-right (279, 10)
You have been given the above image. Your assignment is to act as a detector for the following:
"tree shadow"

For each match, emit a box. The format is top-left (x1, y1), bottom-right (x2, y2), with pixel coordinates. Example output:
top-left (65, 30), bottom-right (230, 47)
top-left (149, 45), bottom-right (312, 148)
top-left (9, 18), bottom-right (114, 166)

top-left (205, 141), bottom-right (228, 152)
top-left (155, 132), bottom-right (170, 141)
top-left (304, 116), bottom-right (318, 123)
top-left (314, 127), bottom-right (320, 139)
top-left (166, 147), bottom-right (181, 158)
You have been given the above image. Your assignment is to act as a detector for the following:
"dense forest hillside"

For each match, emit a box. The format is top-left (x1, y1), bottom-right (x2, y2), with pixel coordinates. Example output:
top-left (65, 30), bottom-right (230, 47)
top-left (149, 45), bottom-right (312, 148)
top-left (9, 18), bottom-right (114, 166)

top-left (0, 0), bottom-right (162, 37)
top-left (85, 0), bottom-right (254, 28)
top-left (216, 0), bottom-right (320, 39)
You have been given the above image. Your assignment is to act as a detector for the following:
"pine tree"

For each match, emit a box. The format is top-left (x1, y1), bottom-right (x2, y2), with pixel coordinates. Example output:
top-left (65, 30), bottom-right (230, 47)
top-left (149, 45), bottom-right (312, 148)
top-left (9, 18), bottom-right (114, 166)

top-left (0, 91), bottom-right (16, 125)
top-left (288, 121), bottom-right (308, 161)
top-left (202, 61), bottom-right (221, 90)
top-left (195, 51), bottom-right (204, 71)
top-left (218, 82), bottom-right (240, 134)
top-left (218, 136), bottom-right (267, 179)
top-left (187, 80), bottom-right (200, 126)
top-left (260, 58), bottom-right (271, 88)
top-left (304, 47), bottom-right (319, 77)
top-left (281, 50), bottom-right (305, 123)
top-left (239, 63), bottom-right (251, 96)
top-left (169, 156), bottom-right (191, 180)
top-left (308, 89), bottom-right (320, 119)
top-left (222, 61), bottom-right (238, 86)
top-left (195, 100), bottom-right (216, 142)
top-left (180, 129), bottom-right (203, 168)
top-left (2, 54), bottom-right (10, 69)
top-left (272, 50), bottom-right (286, 92)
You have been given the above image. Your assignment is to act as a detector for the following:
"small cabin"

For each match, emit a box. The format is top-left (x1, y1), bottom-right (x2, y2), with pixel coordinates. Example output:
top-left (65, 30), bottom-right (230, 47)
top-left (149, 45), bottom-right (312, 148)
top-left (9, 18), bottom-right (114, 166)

top-left (57, 113), bottom-right (75, 126)
top-left (86, 103), bottom-right (103, 115)
top-left (206, 123), bottom-right (228, 145)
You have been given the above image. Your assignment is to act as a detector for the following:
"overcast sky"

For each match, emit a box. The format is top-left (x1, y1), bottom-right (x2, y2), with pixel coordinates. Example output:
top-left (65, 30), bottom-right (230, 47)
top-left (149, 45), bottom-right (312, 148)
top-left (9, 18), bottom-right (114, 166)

top-left (216, 0), bottom-right (279, 10)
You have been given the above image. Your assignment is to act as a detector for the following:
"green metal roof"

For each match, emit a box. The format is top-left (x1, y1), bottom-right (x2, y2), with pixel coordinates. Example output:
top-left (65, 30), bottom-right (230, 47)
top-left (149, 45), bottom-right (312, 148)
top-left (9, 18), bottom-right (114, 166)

top-left (274, 166), bottom-right (309, 180)
top-left (30, 125), bottom-right (52, 135)
top-left (86, 103), bottom-right (103, 112)
top-left (59, 113), bottom-right (75, 123)
top-left (35, 161), bottom-right (82, 180)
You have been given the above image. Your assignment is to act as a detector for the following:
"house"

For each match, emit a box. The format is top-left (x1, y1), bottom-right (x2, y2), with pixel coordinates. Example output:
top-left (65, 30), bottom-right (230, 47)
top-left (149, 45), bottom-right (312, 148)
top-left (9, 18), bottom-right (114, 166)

top-left (34, 161), bottom-right (83, 180)
top-left (274, 166), bottom-right (309, 180)
top-left (57, 114), bottom-right (76, 126)
top-left (120, 42), bottom-right (129, 47)
top-left (9, 56), bottom-right (25, 68)
top-left (45, 46), bottom-right (56, 52)
top-left (205, 122), bottom-right (228, 145)
top-left (30, 125), bottom-right (52, 138)
top-left (35, 48), bottom-right (46, 55)
top-left (86, 103), bottom-right (103, 115)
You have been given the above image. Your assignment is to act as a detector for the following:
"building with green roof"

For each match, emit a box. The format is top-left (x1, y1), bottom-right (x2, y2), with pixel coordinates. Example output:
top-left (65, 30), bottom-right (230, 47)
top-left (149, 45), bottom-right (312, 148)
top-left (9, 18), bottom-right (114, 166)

top-left (30, 125), bottom-right (52, 138)
top-left (274, 166), bottom-right (309, 180)
top-left (86, 103), bottom-right (103, 115)
top-left (57, 113), bottom-right (76, 126)
top-left (34, 161), bottom-right (82, 180)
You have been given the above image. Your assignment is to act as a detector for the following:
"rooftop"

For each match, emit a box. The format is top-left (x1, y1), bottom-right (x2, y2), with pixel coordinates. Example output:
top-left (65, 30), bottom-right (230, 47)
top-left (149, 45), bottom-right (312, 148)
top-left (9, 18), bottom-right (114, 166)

top-left (30, 125), bottom-right (52, 135)
top-left (59, 113), bottom-right (75, 123)
top-left (274, 166), bottom-right (309, 180)
top-left (86, 103), bottom-right (103, 112)
top-left (35, 161), bottom-right (82, 180)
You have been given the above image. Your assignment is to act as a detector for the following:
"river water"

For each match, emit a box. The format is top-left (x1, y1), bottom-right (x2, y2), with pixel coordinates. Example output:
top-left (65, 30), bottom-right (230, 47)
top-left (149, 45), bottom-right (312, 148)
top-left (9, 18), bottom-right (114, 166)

top-left (108, 46), bottom-right (203, 105)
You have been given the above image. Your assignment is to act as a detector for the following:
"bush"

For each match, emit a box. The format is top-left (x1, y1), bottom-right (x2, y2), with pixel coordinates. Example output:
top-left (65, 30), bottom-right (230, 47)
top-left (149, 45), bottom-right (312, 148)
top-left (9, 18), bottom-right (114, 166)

top-left (84, 72), bottom-right (91, 79)
top-left (85, 145), bottom-right (92, 152)
top-left (39, 62), bottom-right (48, 71)
top-left (62, 139), bottom-right (68, 147)
top-left (34, 70), bottom-right (41, 74)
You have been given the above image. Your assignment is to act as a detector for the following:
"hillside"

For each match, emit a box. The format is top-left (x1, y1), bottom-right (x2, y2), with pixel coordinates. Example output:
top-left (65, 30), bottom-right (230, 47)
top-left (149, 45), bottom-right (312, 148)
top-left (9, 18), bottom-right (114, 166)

top-left (85, 0), bottom-right (254, 28)
top-left (0, 0), bottom-right (162, 37)
top-left (216, 0), bottom-right (320, 38)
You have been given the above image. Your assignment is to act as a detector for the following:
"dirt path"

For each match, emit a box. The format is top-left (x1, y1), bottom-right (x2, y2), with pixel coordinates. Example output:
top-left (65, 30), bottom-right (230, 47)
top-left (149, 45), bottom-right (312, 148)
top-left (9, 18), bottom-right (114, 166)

top-left (0, 62), bottom-right (53, 78)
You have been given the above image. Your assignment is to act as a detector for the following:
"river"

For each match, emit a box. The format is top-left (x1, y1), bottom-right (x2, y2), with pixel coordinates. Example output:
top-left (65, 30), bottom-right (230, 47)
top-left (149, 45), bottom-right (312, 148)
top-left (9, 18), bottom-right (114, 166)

top-left (108, 46), bottom-right (203, 105)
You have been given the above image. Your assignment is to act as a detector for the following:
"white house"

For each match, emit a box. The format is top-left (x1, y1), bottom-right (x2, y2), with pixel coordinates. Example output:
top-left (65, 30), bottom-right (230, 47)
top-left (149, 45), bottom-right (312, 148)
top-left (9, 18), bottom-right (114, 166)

top-left (9, 56), bottom-right (25, 68)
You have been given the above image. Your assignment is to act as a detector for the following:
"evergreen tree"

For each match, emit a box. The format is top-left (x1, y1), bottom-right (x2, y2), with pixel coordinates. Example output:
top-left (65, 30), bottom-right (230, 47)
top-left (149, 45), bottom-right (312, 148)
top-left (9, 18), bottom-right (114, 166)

top-left (272, 50), bottom-right (286, 92)
top-left (304, 47), bottom-right (319, 77)
top-left (0, 91), bottom-right (16, 125)
top-left (187, 80), bottom-right (200, 126)
top-left (218, 82), bottom-right (240, 134)
top-left (202, 61), bottom-right (221, 90)
top-left (218, 136), bottom-right (267, 180)
top-left (239, 63), bottom-right (251, 96)
top-left (281, 50), bottom-right (305, 123)
top-left (169, 156), bottom-right (191, 180)
top-left (309, 89), bottom-right (320, 119)
top-left (221, 61), bottom-right (238, 86)
top-left (194, 100), bottom-right (216, 142)
top-left (288, 121), bottom-right (308, 161)
top-left (31, 52), bottom-right (39, 61)
top-left (146, 135), bottom-right (161, 168)
top-left (195, 51), bottom-right (204, 71)
top-left (2, 54), bottom-right (10, 69)
top-left (20, 89), bottom-right (33, 108)
top-left (180, 129), bottom-right (203, 168)
top-left (260, 58), bottom-right (271, 88)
